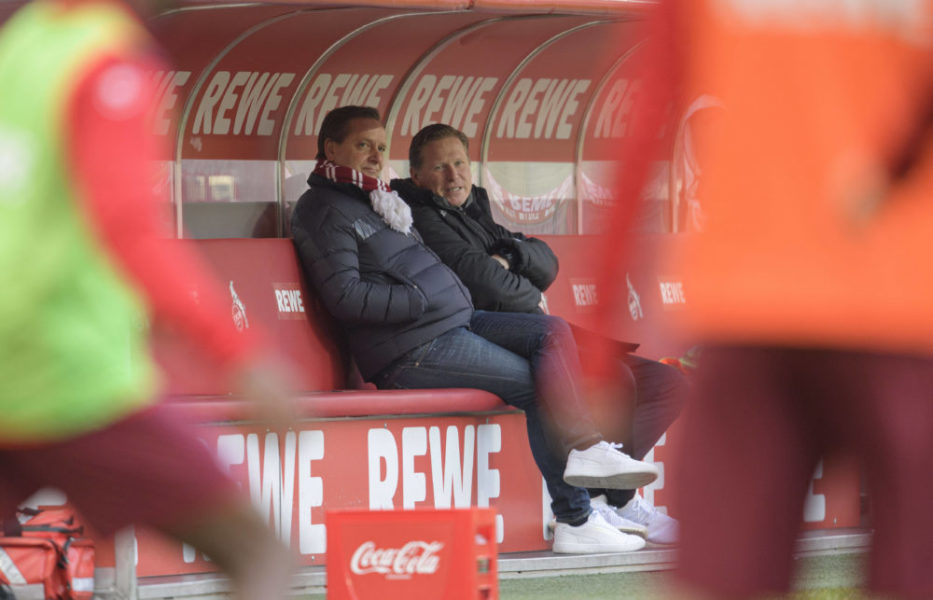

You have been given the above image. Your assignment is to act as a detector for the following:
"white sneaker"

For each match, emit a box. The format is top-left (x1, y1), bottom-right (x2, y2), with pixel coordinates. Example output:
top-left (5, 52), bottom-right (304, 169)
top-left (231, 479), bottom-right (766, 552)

top-left (590, 495), bottom-right (648, 538)
top-left (552, 511), bottom-right (646, 554)
top-left (545, 496), bottom-right (647, 538)
top-left (563, 441), bottom-right (659, 490)
top-left (618, 493), bottom-right (679, 546)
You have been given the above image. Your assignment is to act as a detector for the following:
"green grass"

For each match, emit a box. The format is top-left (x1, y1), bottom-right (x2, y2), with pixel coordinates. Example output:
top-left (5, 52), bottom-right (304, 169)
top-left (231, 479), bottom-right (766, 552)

top-left (301, 552), bottom-right (868, 599)
top-left (496, 553), bottom-right (866, 599)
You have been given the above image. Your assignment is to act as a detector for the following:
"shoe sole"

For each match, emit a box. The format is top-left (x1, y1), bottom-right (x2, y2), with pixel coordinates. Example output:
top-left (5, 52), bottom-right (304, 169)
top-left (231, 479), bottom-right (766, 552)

top-left (563, 470), bottom-right (658, 490)
top-left (552, 539), bottom-right (646, 554)
top-left (547, 520), bottom-right (647, 538)
top-left (619, 525), bottom-right (648, 538)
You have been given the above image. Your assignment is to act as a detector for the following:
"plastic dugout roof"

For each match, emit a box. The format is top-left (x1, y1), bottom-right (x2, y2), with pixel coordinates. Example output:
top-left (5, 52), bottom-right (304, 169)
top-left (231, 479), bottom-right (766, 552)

top-left (0, 0), bottom-right (653, 164)
top-left (172, 0), bottom-right (655, 15)
top-left (154, 0), bottom-right (650, 161)
top-left (0, 0), bottom-right (654, 233)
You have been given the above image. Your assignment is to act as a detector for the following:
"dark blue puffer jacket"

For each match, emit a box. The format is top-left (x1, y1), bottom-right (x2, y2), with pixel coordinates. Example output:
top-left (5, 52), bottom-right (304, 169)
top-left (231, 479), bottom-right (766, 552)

top-left (291, 174), bottom-right (473, 380)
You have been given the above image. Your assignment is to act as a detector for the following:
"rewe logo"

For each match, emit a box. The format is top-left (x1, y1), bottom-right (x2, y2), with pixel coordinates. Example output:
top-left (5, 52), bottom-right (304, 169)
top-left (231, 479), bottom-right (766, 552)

top-left (572, 283), bottom-right (597, 308)
top-left (658, 280), bottom-right (686, 306)
top-left (274, 285), bottom-right (305, 320)
top-left (350, 540), bottom-right (444, 578)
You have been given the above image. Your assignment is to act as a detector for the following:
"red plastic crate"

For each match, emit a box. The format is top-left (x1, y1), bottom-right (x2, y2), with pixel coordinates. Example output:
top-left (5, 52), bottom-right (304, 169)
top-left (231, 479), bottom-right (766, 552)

top-left (326, 508), bottom-right (498, 600)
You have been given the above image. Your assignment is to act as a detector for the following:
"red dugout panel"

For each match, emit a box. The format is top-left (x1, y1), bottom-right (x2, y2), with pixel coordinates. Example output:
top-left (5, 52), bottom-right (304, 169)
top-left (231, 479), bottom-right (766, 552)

top-left (152, 239), bottom-right (345, 394)
top-left (272, 0), bottom-right (471, 7)
top-left (577, 30), bottom-right (675, 235)
top-left (151, 5), bottom-right (299, 158)
top-left (486, 21), bottom-right (637, 163)
top-left (473, 0), bottom-right (648, 14)
top-left (134, 414), bottom-right (546, 576)
top-left (177, 9), bottom-right (398, 161)
top-left (282, 11), bottom-right (491, 162)
top-left (130, 410), bottom-right (858, 577)
top-left (481, 21), bottom-right (638, 232)
top-left (579, 43), bottom-right (648, 164)
top-left (386, 15), bottom-right (593, 162)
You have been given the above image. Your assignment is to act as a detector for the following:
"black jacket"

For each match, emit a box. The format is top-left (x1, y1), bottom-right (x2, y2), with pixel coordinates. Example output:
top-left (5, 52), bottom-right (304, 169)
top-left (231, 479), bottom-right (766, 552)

top-left (391, 179), bottom-right (558, 313)
top-left (292, 174), bottom-right (473, 380)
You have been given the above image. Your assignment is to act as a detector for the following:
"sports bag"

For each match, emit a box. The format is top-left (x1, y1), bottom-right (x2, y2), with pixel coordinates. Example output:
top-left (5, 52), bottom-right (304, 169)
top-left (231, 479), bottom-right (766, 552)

top-left (0, 507), bottom-right (95, 600)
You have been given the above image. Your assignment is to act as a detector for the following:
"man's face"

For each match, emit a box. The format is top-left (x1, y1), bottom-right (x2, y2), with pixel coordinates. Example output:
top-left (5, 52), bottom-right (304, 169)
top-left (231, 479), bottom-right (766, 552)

top-left (411, 136), bottom-right (473, 207)
top-left (324, 118), bottom-right (386, 178)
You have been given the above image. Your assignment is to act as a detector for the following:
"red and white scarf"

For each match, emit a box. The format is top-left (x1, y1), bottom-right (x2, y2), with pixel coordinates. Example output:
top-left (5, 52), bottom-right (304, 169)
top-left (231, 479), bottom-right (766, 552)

top-left (313, 159), bottom-right (413, 234)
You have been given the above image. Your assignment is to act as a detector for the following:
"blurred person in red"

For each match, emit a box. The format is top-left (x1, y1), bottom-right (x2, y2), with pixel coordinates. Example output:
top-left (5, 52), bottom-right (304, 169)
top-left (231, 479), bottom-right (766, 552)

top-left (0, 0), bottom-right (296, 597)
top-left (597, 0), bottom-right (933, 598)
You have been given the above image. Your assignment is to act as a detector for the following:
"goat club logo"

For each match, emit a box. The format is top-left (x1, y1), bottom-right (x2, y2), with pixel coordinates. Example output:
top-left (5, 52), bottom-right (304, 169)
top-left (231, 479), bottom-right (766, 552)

top-left (229, 280), bottom-right (249, 331)
top-left (349, 540), bottom-right (444, 579)
top-left (626, 273), bottom-right (644, 321)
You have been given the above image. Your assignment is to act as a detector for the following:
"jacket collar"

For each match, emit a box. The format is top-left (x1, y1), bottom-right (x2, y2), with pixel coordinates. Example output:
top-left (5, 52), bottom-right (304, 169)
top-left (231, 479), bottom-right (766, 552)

top-left (392, 177), bottom-right (484, 212)
top-left (308, 172), bottom-right (370, 203)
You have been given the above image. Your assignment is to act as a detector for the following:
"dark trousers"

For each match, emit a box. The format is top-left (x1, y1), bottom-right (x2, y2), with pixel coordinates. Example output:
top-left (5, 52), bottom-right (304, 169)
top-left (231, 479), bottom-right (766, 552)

top-left (595, 353), bottom-right (687, 508)
top-left (373, 310), bottom-right (687, 521)
top-left (372, 311), bottom-right (598, 523)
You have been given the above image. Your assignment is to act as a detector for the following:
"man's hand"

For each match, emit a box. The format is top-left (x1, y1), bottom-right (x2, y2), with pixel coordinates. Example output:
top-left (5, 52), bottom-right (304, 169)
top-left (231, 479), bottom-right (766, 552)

top-left (491, 254), bottom-right (510, 270)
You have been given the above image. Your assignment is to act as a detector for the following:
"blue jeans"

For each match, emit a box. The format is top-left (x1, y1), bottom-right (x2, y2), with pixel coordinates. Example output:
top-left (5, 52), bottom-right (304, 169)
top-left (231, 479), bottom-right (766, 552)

top-left (371, 311), bottom-right (598, 523)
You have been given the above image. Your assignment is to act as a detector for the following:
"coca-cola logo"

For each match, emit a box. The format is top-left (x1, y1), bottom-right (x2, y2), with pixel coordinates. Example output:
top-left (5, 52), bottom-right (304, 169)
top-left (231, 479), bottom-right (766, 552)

top-left (349, 540), bottom-right (444, 579)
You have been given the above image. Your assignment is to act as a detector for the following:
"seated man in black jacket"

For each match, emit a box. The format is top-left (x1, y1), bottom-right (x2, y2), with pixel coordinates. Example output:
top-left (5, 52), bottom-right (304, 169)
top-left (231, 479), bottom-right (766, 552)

top-left (292, 106), bottom-right (660, 554)
top-left (391, 123), bottom-right (686, 545)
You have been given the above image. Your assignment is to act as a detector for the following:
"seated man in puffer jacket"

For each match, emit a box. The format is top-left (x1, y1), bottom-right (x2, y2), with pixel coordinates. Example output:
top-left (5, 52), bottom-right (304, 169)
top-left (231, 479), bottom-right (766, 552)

top-left (390, 123), bottom-right (686, 546)
top-left (292, 105), bottom-right (659, 554)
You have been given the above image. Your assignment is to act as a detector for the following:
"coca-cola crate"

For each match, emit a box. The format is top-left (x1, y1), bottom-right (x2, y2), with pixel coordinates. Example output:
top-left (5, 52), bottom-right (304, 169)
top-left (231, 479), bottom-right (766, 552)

top-left (326, 508), bottom-right (498, 600)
